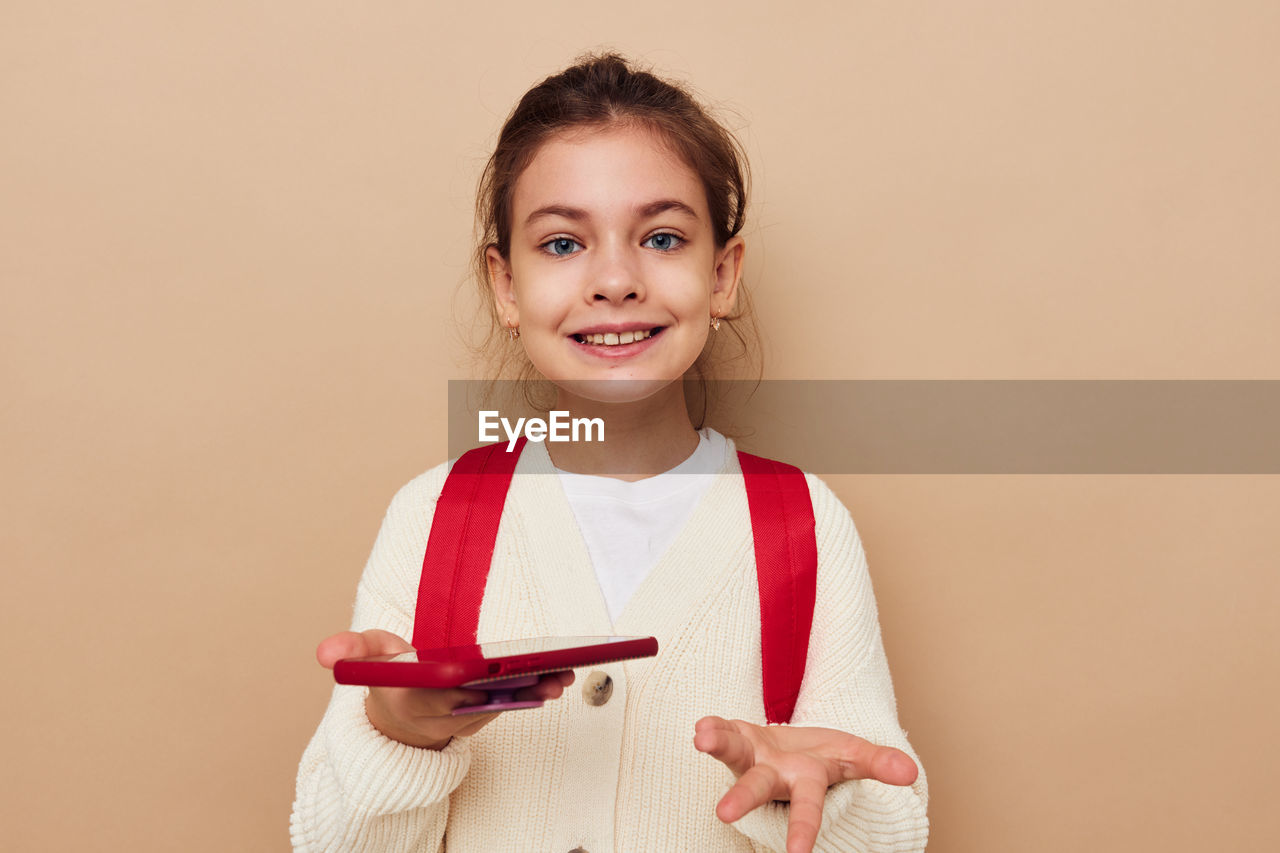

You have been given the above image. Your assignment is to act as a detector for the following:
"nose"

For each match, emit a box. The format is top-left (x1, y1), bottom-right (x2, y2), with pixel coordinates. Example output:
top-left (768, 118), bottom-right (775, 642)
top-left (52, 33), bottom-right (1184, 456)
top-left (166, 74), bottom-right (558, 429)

top-left (589, 240), bottom-right (643, 304)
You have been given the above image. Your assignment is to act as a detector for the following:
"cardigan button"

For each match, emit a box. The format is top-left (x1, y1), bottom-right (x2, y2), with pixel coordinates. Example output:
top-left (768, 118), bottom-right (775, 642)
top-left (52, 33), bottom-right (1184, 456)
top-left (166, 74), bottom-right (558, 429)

top-left (568, 848), bottom-right (588, 853)
top-left (581, 671), bottom-right (613, 706)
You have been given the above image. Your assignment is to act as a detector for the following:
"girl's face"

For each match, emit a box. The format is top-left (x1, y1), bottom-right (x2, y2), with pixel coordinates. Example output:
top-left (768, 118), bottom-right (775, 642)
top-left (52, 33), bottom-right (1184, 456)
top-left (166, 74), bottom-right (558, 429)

top-left (487, 124), bottom-right (743, 406)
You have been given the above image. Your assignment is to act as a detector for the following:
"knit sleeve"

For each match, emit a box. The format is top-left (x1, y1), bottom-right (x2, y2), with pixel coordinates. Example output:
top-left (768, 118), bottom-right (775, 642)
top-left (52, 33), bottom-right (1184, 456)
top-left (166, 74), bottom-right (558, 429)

top-left (729, 474), bottom-right (929, 853)
top-left (290, 465), bottom-right (473, 853)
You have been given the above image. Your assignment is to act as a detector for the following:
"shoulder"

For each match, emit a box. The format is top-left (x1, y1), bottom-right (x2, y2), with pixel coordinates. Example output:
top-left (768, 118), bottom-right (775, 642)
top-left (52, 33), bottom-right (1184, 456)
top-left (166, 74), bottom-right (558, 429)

top-left (351, 460), bottom-right (453, 628)
top-left (373, 443), bottom-right (556, 548)
top-left (379, 459), bottom-right (452, 527)
top-left (791, 471), bottom-right (884, 669)
top-left (729, 447), bottom-right (881, 630)
top-left (362, 460), bottom-right (452, 579)
top-left (799, 471), bottom-right (866, 560)
top-left (798, 471), bottom-right (882, 658)
top-left (724, 436), bottom-right (864, 555)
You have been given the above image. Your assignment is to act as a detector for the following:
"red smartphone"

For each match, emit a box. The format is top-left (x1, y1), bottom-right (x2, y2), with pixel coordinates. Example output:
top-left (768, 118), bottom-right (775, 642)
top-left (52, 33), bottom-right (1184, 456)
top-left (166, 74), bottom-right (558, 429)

top-left (334, 635), bottom-right (658, 715)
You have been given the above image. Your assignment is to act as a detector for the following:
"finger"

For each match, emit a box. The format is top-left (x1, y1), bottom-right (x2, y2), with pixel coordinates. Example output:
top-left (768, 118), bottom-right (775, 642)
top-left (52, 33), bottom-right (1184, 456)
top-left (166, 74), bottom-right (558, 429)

top-left (536, 671), bottom-right (571, 699)
top-left (715, 764), bottom-right (780, 824)
top-left (437, 686), bottom-right (493, 712)
top-left (874, 747), bottom-right (919, 786)
top-left (316, 631), bottom-right (361, 669)
top-left (360, 629), bottom-right (415, 655)
top-left (694, 715), bottom-right (743, 738)
top-left (695, 714), bottom-right (728, 734)
top-left (783, 775), bottom-right (827, 853)
top-left (833, 740), bottom-right (918, 787)
top-left (372, 684), bottom-right (483, 724)
top-left (316, 629), bottom-right (413, 669)
top-left (693, 719), bottom-right (755, 777)
top-left (451, 711), bottom-right (501, 737)
top-left (515, 671), bottom-right (576, 702)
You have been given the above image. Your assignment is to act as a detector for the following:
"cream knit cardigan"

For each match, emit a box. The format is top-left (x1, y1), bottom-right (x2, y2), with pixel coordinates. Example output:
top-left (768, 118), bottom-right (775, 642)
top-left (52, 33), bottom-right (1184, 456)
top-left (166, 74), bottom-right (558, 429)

top-left (290, 439), bottom-right (929, 852)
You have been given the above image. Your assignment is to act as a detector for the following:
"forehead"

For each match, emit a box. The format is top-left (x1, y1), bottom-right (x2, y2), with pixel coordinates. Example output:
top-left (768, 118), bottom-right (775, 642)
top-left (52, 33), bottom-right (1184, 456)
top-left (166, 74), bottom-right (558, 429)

top-left (510, 124), bottom-right (709, 224)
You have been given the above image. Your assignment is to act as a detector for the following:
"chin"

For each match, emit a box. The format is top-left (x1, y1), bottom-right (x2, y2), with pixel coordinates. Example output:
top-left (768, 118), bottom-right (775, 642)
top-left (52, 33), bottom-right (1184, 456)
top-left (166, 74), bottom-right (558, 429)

top-left (552, 376), bottom-right (679, 406)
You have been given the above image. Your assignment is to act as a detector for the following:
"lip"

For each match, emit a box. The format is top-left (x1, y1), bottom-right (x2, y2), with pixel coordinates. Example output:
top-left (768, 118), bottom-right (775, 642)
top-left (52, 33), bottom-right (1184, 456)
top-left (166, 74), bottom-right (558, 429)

top-left (569, 322), bottom-right (664, 337)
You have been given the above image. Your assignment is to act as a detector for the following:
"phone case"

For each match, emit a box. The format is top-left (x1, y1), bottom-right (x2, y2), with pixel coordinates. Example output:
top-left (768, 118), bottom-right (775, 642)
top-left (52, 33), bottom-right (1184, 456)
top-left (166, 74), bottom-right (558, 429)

top-left (333, 635), bottom-right (659, 714)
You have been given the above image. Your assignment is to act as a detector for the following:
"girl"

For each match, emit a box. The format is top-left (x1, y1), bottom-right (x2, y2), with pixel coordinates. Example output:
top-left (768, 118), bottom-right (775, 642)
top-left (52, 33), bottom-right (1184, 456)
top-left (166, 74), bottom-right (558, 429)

top-left (291, 53), bottom-right (928, 853)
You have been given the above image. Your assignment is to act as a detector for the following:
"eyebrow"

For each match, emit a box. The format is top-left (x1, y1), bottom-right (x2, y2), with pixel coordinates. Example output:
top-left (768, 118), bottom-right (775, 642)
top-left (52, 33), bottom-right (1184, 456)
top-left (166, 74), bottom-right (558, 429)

top-left (523, 199), bottom-right (700, 228)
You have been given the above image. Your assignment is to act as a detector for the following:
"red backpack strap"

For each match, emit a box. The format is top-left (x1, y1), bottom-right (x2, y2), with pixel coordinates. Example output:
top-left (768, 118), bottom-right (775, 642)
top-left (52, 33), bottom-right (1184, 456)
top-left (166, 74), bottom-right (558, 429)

top-left (412, 437), bottom-right (527, 650)
top-left (738, 451), bottom-right (818, 725)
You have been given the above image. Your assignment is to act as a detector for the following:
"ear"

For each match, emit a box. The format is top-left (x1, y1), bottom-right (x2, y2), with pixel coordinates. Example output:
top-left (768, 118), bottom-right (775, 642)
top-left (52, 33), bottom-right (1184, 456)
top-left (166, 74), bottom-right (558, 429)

top-left (711, 235), bottom-right (745, 318)
top-left (486, 245), bottom-right (519, 326)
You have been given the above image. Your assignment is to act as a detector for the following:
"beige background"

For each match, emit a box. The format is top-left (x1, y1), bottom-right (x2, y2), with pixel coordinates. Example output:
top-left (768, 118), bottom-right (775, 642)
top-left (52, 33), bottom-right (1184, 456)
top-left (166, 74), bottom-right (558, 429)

top-left (3, 2), bottom-right (1278, 851)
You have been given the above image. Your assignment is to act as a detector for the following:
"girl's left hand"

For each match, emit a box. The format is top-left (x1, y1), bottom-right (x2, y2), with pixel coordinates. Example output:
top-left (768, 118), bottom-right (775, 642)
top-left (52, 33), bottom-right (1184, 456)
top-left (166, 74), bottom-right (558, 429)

top-left (693, 715), bottom-right (919, 853)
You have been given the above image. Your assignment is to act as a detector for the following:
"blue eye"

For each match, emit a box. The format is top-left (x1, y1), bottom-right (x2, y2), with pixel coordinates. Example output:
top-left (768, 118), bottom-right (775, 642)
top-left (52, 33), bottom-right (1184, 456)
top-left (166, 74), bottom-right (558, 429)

top-left (542, 237), bottom-right (582, 257)
top-left (643, 233), bottom-right (682, 252)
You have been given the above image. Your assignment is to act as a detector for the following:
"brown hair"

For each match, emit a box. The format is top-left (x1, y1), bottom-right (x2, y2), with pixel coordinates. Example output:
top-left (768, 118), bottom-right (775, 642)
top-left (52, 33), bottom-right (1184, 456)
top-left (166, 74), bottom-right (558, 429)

top-left (471, 51), bottom-right (761, 421)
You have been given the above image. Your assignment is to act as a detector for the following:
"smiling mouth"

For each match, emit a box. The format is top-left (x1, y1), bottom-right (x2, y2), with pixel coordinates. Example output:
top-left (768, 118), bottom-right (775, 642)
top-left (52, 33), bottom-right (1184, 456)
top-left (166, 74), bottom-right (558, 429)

top-left (572, 327), bottom-right (663, 346)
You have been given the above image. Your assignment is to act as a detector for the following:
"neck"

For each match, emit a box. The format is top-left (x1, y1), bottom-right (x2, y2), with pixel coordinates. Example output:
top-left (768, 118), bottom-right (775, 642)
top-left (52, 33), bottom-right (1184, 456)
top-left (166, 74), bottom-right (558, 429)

top-left (546, 382), bottom-right (700, 481)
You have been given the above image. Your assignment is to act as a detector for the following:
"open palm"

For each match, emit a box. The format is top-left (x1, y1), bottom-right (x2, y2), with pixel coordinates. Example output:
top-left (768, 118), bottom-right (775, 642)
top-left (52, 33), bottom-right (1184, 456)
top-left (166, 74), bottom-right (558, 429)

top-left (694, 716), bottom-right (918, 853)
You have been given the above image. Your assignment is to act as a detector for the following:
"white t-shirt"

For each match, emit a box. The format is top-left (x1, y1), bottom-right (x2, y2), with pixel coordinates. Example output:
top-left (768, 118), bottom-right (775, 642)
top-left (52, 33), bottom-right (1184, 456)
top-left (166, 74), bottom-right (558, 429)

top-left (554, 428), bottom-right (729, 625)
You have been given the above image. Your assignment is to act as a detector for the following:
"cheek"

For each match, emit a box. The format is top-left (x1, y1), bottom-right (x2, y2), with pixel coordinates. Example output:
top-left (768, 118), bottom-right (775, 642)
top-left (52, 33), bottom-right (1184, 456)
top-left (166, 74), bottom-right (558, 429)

top-left (511, 271), bottom-right (570, 322)
top-left (677, 274), bottom-right (716, 315)
top-left (659, 256), bottom-right (716, 301)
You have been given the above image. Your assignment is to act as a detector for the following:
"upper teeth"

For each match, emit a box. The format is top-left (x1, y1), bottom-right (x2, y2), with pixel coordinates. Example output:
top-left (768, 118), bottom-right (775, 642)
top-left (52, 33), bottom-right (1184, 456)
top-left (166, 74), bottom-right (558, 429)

top-left (581, 329), bottom-right (652, 346)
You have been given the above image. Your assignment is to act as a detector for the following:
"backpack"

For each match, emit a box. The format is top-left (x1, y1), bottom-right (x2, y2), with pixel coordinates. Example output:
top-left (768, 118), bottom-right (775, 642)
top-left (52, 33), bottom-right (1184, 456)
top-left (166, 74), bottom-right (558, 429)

top-left (411, 437), bottom-right (817, 724)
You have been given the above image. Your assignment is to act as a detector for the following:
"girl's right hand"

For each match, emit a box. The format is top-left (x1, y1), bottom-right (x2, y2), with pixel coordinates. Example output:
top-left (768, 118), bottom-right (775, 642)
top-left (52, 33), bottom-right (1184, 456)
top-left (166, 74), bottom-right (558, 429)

top-left (316, 629), bottom-right (575, 750)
